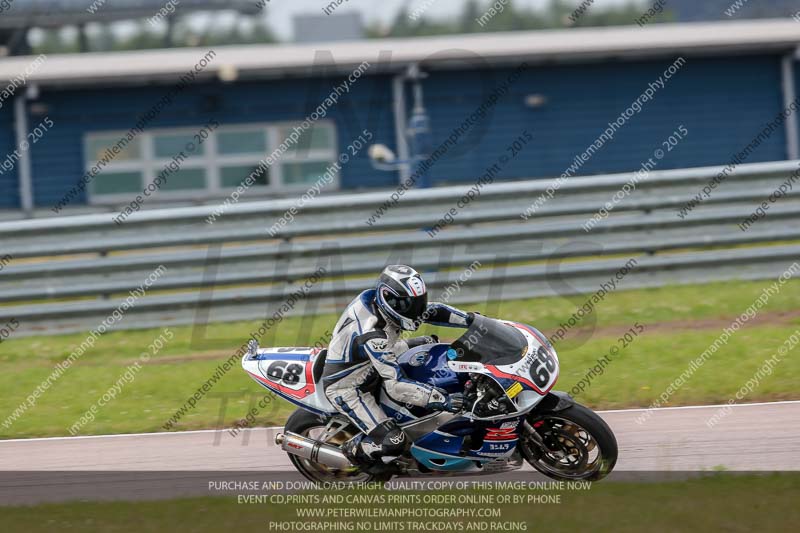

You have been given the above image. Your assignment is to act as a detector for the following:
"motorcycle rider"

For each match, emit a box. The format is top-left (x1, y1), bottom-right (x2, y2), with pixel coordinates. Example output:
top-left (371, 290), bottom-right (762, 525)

top-left (323, 265), bottom-right (471, 464)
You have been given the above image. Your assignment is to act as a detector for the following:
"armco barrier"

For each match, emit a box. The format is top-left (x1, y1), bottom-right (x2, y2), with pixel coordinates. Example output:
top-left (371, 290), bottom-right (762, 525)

top-left (1, 160), bottom-right (799, 336)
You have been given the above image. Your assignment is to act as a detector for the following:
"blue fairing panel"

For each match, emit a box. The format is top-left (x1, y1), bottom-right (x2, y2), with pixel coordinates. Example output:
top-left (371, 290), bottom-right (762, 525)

top-left (397, 344), bottom-right (463, 393)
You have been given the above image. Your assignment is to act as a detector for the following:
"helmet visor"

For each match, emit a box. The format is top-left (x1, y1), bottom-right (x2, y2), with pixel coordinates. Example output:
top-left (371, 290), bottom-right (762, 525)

top-left (381, 288), bottom-right (428, 321)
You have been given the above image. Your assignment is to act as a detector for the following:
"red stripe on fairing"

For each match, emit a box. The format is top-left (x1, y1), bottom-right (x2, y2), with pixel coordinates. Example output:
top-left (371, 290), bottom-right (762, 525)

top-left (486, 322), bottom-right (559, 395)
top-left (484, 364), bottom-right (546, 394)
top-left (511, 322), bottom-right (552, 353)
top-left (246, 360), bottom-right (315, 400)
top-left (485, 428), bottom-right (518, 441)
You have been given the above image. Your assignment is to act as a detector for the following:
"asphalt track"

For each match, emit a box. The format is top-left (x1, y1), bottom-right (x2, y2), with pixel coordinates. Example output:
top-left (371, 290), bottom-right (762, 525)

top-left (1, 401), bottom-right (797, 504)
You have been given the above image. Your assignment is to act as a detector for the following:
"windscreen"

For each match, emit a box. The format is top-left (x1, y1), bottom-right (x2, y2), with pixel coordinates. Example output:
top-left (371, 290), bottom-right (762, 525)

top-left (451, 314), bottom-right (528, 365)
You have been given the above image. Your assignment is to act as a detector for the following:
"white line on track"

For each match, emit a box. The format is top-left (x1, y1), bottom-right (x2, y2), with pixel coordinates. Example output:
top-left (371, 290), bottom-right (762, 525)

top-left (595, 399), bottom-right (800, 414)
top-left (2, 399), bottom-right (799, 444)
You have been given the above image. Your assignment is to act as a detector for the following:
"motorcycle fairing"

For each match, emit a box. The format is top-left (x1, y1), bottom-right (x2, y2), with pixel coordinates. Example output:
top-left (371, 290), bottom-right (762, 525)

top-left (396, 344), bottom-right (463, 392)
top-left (242, 347), bottom-right (337, 415)
top-left (410, 446), bottom-right (476, 472)
top-left (409, 416), bottom-right (523, 472)
top-left (448, 321), bottom-right (560, 399)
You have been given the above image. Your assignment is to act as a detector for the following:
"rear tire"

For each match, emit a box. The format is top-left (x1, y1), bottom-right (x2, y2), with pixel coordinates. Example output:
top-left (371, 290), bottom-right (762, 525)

top-left (520, 402), bottom-right (618, 481)
top-left (283, 409), bottom-right (385, 484)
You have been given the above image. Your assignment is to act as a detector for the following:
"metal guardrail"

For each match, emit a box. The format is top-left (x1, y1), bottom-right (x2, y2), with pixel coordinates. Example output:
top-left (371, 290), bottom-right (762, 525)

top-left (1, 159), bottom-right (799, 337)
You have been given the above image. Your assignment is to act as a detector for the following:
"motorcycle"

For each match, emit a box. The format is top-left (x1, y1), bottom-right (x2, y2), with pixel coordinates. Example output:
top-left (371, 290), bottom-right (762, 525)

top-left (242, 314), bottom-right (617, 483)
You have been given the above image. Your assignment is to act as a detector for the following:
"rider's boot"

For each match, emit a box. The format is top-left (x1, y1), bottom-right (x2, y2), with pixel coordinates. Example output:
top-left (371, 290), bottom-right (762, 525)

top-left (342, 420), bottom-right (407, 464)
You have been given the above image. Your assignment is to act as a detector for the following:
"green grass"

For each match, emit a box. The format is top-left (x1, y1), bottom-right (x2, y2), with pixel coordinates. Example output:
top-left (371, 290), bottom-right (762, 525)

top-left (560, 324), bottom-right (800, 408)
top-left (4, 474), bottom-right (798, 532)
top-left (1, 278), bottom-right (799, 439)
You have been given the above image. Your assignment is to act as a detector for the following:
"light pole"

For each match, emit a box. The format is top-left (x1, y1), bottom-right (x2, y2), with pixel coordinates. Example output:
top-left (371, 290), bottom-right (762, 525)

top-left (369, 64), bottom-right (432, 188)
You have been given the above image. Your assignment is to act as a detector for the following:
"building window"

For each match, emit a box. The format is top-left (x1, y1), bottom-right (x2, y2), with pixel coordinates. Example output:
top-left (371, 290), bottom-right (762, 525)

top-left (84, 121), bottom-right (338, 202)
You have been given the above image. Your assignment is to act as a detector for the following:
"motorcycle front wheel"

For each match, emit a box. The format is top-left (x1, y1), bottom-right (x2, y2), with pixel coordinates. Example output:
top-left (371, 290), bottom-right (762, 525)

top-left (519, 402), bottom-right (618, 481)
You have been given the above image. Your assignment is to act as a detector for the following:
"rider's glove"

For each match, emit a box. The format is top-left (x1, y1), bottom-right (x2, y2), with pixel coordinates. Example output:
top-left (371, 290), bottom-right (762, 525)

top-left (406, 335), bottom-right (440, 349)
top-left (419, 334), bottom-right (440, 345)
top-left (427, 388), bottom-right (465, 413)
top-left (444, 393), bottom-right (465, 413)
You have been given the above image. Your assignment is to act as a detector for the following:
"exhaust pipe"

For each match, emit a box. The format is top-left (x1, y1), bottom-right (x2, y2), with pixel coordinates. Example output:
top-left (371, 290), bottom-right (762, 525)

top-left (275, 431), bottom-right (354, 470)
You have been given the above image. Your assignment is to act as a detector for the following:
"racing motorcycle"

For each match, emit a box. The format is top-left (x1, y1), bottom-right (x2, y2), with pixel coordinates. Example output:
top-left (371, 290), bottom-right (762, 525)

top-left (242, 314), bottom-right (617, 482)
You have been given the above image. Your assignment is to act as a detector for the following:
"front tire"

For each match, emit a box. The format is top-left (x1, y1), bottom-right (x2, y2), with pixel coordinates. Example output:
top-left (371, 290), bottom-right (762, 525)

top-left (283, 409), bottom-right (380, 484)
top-left (520, 402), bottom-right (618, 481)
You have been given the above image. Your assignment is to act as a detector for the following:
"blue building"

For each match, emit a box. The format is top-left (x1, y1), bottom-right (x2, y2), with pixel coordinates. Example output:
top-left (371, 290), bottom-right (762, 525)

top-left (1, 18), bottom-right (800, 215)
top-left (667, 0), bottom-right (798, 21)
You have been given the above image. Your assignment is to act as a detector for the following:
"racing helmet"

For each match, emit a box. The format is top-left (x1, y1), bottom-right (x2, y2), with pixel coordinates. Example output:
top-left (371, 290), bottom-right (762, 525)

top-left (375, 265), bottom-right (428, 331)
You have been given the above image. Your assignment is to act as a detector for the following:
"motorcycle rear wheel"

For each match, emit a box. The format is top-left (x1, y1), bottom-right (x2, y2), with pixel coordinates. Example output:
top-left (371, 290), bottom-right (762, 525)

top-left (284, 409), bottom-right (385, 484)
top-left (520, 402), bottom-right (618, 481)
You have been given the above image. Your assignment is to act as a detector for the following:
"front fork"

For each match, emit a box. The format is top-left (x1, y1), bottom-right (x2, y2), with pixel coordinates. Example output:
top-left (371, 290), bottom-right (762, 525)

top-left (521, 391), bottom-right (576, 455)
